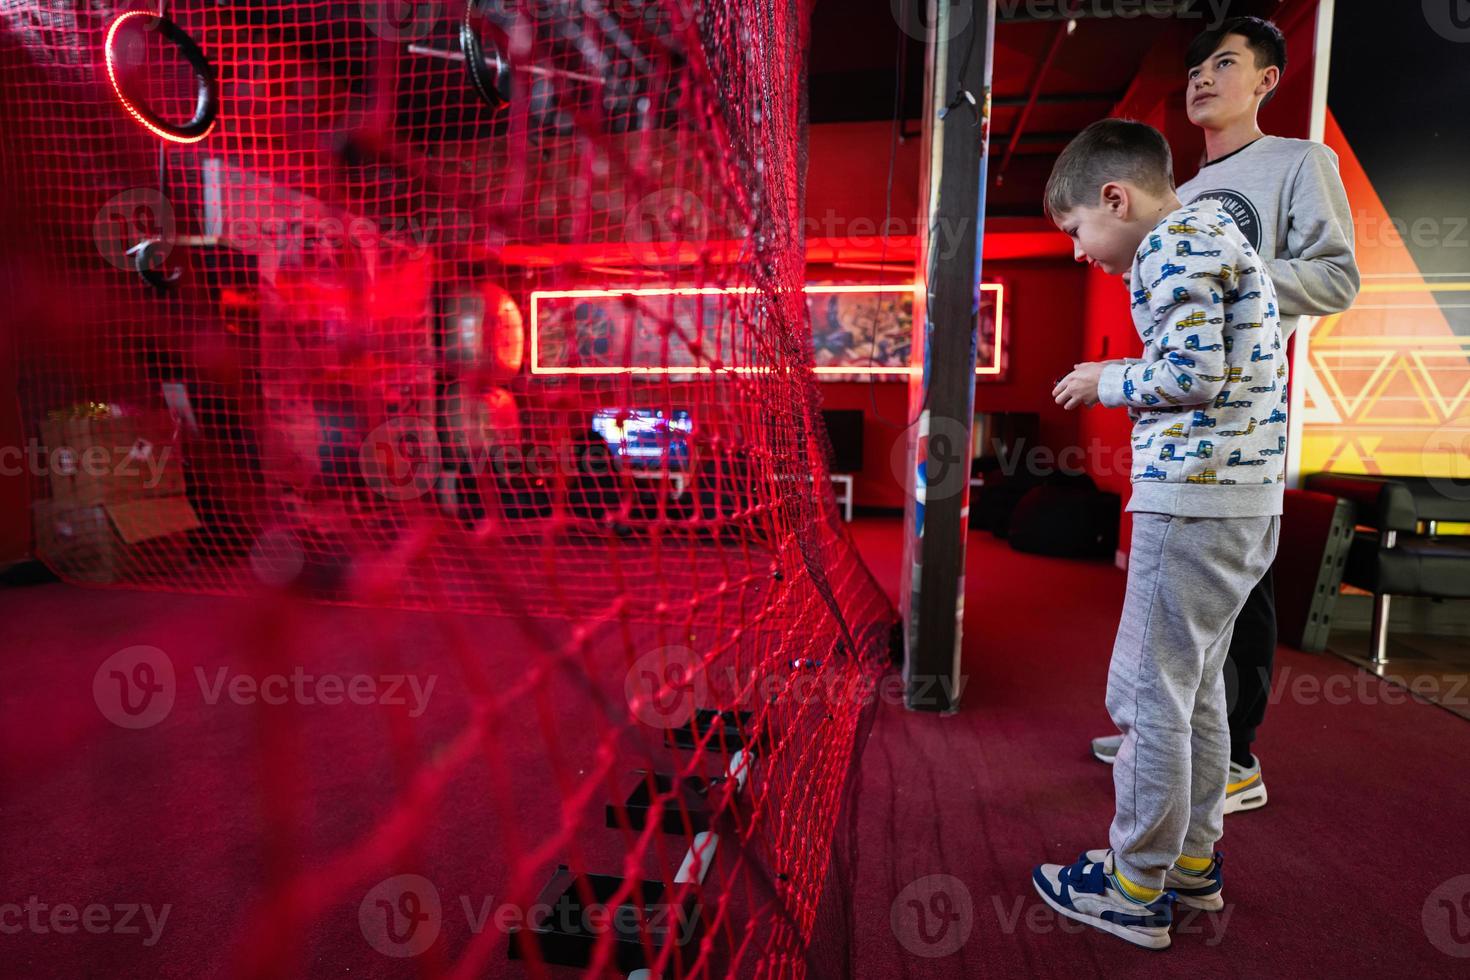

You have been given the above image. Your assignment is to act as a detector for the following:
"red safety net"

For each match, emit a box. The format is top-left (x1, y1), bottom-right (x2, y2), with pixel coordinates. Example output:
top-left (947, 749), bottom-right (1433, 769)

top-left (0, 1), bottom-right (895, 977)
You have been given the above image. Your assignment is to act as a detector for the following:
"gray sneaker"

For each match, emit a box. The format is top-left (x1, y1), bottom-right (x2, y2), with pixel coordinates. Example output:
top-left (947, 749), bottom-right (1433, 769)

top-left (1091, 733), bottom-right (1123, 765)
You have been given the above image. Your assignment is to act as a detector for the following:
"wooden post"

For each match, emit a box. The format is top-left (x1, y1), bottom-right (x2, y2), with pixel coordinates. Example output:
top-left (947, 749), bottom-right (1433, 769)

top-left (900, 0), bottom-right (995, 713)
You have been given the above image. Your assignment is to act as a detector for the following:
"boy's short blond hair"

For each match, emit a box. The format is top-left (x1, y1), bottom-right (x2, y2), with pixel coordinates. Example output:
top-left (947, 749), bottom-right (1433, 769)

top-left (1045, 118), bottom-right (1175, 219)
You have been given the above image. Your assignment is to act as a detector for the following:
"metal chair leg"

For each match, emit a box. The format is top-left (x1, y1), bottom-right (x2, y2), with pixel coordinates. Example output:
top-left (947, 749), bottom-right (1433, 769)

top-left (1370, 592), bottom-right (1392, 665)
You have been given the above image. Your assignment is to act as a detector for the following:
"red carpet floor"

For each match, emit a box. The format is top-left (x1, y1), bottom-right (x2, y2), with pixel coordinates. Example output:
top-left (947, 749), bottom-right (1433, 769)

top-left (2, 519), bottom-right (1468, 977)
top-left (845, 520), bottom-right (1470, 978)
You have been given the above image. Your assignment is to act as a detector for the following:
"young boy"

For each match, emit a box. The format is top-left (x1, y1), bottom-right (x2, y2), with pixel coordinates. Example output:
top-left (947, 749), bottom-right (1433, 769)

top-left (1088, 17), bottom-right (1360, 814)
top-left (1032, 118), bottom-right (1284, 949)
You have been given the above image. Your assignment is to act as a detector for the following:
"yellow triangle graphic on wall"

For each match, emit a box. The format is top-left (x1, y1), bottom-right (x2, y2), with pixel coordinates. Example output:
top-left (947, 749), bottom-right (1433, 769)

top-left (1357, 356), bottom-right (1439, 424)
top-left (1310, 350), bottom-right (1395, 419)
top-left (1408, 350), bottom-right (1470, 418)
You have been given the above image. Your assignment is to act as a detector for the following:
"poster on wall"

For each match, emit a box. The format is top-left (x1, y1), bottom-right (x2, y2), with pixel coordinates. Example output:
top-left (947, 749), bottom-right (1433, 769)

top-left (1300, 7), bottom-right (1470, 483)
top-left (807, 284), bottom-right (1005, 380)
top-left (532, 288), bottom-right (740, 374)
top-left (530, 283), bottom-right (1006, 380)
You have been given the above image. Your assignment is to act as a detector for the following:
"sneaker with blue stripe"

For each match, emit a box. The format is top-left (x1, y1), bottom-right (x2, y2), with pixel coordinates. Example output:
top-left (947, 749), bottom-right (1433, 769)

top-left (1084, 848), bottom-right (1225, 911)
top-left (1031, 850), bottom-right (1176, 950)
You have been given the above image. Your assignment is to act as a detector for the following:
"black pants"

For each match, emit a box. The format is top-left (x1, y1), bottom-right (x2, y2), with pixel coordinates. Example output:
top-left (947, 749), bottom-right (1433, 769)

top-left (1225, 565), bottom-right (1276, 761)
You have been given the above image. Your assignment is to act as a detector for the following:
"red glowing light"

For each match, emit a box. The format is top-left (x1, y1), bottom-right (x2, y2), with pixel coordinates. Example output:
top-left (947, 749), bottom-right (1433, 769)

top-left (104, 11), bottom-right (218, 145)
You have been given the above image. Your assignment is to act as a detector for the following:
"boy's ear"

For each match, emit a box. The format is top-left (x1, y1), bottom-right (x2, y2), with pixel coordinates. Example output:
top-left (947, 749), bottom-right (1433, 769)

top-left (1100, 181), bottom-right (1130, 218)
top-left (1258, 66), bottom-right (1281, 99)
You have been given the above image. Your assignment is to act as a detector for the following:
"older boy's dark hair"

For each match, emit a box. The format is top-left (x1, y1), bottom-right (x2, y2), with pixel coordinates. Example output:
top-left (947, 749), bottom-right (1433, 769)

top-left (1186, 16), bottom-right (1287, 105)
top-left (1044, 119), bottom-right (1174, 219)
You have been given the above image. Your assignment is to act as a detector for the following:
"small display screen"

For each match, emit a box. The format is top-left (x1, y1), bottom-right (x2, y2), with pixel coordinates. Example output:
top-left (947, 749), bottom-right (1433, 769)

top-left (591, 409), bottom-right (693, 468)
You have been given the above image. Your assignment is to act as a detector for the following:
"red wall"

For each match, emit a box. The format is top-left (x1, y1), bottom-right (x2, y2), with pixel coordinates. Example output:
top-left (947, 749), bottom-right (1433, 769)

top-left (819, 259), bottom-right (1086, 509)
top-left (805, 122), bottom-right (1083, 510)
top-left (806, 123), bottom-right (924, 241)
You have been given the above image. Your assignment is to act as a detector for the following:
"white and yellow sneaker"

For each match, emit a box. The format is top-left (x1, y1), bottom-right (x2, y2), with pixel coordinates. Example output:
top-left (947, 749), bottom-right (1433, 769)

top-left (1090, 733), bottom-right (1122, 764)
top-left (1225, 755), bottom-right (1268, 813)
top-left (1094, 739), bottom-right (1268, 815)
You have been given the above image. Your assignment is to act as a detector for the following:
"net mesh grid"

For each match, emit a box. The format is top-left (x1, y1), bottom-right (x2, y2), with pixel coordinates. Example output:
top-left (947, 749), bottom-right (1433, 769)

top-left (1, 1), bottom-right (896, 976)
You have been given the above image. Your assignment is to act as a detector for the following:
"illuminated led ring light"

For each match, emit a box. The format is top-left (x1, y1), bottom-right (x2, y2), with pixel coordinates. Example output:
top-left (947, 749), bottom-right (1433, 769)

top-left (105, 11), bottom-right (219, 144)
top-left (459, 6), bottom-right (512, 111)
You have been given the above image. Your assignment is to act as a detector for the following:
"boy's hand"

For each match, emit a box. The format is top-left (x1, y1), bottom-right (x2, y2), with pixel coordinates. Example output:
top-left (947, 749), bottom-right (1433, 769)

top-left (1053, 362), bottom-right (1105, 410)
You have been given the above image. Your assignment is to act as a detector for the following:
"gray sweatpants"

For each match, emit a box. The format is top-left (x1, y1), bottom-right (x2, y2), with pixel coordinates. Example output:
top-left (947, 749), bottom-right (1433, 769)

top-left (1107, 512), bottom-right (1280, 891)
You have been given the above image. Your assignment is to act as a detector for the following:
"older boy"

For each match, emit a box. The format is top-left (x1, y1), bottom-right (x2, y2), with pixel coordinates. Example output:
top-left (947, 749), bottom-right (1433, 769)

top-left (1032, 119), bottom-right (1284, 949)
top-left (1088, 17), bottom-right (1359, 815)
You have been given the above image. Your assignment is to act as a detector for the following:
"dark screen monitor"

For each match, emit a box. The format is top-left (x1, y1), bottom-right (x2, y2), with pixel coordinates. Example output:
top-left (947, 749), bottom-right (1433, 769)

top-left (820, 410), bottom-right (864, 473)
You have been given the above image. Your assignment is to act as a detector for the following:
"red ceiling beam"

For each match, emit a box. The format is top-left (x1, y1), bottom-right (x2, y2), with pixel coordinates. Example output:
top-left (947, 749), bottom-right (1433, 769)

top-left (996, 20), bottom-right (1071, 185)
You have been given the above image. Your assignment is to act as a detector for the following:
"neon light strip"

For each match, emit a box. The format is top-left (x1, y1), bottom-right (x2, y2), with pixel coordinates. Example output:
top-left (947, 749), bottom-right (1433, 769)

top-left (105, 11), bottom-right (217, 145)
top-left (529, 283), bottom-right (1006, 377)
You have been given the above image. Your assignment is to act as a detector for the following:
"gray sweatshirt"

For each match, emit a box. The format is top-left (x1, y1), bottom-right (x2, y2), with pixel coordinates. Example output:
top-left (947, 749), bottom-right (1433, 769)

top-left (1176, 136), bottom-right (1360, 338)
top-left (1099, 204), bottom-right (1287, 518)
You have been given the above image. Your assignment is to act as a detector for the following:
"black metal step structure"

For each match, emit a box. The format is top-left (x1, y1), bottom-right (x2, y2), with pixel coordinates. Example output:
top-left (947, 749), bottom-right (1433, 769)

top-left (510, 749), bottom-right (753, 974)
